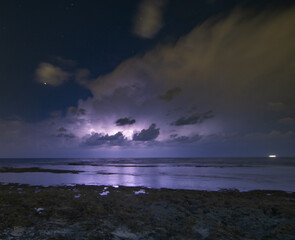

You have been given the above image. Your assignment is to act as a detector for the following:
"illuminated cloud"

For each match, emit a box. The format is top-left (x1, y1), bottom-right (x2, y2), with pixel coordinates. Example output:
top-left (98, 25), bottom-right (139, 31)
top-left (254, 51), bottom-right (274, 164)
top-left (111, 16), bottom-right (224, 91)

top-left (80, 58), bottom-right (152, 100)
top-left (97, 6), bottom-right (294, 105)
top-left (115, 117), bottom-right (136, 126)
top-left (82, 132), bottom-right (127, 146)
top-left (3, 5), bottom-right (295, 157)
top-left (35, 63), bottom-right (69, 86)
top-left (78, 6), bottom-right (295, 138)
top-left (133, 0), bottom-right (166, 38)
top-left (133, 124), bottom-right (160, 141)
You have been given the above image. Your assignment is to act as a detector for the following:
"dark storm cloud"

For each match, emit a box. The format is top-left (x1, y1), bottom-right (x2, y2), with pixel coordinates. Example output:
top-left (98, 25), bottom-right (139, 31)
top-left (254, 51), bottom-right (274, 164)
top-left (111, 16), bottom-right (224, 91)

top-left (79, 108), bottom-right (86, 115)
top-left (82, 132), bottom-right (127, 146)
top-left (57, 127), bottom-right (67, 132)
top-left (168, 134), bottom-right (202, 144)
top-left (133, 124), bottom-right (160, 141)
top-left (159, 87), bottom-right (182, 101)
top-left (115, 117), bottom-right (136, 126)
top-left (56, 133), bottom-right (75, 139)
top-left (172, 113), bottom-right (201, 126)
top-left (172, 111), bottom-right (213, 126)
top-left (203, 110), bottom-right (214, 119)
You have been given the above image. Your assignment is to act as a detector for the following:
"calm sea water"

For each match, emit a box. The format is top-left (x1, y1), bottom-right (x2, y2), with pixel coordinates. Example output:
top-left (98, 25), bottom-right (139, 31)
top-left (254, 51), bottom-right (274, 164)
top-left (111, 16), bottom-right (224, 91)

top-left (0, 158), bottom-right (295, 191)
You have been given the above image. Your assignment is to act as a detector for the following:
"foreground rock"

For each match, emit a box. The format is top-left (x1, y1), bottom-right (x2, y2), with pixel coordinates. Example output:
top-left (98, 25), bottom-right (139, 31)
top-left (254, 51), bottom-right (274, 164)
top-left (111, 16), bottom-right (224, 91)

top-left (0, 184), bottom-right (294, 239)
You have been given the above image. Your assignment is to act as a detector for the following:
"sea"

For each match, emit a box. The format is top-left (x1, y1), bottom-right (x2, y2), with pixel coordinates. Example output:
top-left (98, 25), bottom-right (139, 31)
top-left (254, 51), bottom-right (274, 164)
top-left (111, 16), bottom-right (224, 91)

top-left (0, 158), bottom-right (295, 192)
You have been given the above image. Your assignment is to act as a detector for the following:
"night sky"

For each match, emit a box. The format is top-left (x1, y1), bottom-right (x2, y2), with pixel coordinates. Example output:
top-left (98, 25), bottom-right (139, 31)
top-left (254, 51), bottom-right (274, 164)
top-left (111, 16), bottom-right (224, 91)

top-left (0, 0), bottom-right (294, 158)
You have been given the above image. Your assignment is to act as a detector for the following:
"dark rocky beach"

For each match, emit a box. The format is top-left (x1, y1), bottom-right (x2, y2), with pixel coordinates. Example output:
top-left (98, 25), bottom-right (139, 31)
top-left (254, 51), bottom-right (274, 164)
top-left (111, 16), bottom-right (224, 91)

top-left (0, 184), bottom-right (295, 239)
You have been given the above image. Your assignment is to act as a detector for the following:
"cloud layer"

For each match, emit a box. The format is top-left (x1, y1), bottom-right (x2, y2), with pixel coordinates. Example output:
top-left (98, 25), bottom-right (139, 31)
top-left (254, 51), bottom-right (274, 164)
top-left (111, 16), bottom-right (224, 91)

top-left (79, 6), bottom-right (295, 137)
top-left (172, 111), bottom-right (214, 126)
top-left (1, 5), bottom-right (295, 157)
top-left (82, 132), bottom-right (126, 146)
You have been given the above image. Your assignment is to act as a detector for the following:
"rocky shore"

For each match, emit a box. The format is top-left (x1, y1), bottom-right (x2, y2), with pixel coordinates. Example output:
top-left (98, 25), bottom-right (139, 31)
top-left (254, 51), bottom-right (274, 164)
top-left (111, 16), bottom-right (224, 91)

top-left (0, 183), bottom-right (294, 239)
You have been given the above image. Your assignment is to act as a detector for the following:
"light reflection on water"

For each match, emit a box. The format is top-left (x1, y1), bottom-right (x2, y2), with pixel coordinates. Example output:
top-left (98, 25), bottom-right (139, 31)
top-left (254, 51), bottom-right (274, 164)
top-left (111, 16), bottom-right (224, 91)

top-left (0, 158), bottom-right (295, 191)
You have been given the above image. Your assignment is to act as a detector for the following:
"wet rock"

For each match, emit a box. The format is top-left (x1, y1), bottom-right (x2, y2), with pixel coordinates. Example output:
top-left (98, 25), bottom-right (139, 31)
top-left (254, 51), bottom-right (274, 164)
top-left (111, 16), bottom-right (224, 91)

top-left (100, 190), bottom-right (109, 196)
top-left (112, 227), bottom-right (137, 240)
top-left (0, 184), bottom-right (294, 240)
top-left (10, 227), bottom-right (25, 237)
top-left (192, 223), bottom-right (210, 239)
top-left (134, 189), bottom-right (146, 195)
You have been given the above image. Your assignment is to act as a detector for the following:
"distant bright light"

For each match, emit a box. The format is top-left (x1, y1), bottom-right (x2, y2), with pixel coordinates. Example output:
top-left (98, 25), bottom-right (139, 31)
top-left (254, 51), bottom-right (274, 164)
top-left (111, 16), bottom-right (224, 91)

top-left (44, 82), bottom-right (47, 85)
top-left (123, 129), bottom-right (135, 139)
top-left (268, 154), bottom-right (277, 158)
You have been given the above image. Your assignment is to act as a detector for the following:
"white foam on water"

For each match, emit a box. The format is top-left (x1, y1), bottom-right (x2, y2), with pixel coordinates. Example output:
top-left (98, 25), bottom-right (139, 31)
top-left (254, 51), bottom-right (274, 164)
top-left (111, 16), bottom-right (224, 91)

top-left (100, 191), bottom-right (109, 196)
top-left (134, 189), bottom-right (146, 195)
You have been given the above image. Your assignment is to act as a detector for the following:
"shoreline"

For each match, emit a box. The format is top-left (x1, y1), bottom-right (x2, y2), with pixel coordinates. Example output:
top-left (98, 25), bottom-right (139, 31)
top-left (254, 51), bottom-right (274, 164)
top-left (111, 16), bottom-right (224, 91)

top-left (1, 183), bottom-right (295, 239)
top-left (0, 167), bottom-right (83, 174)
top-left (1, 181), bottom-right (295, 193)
